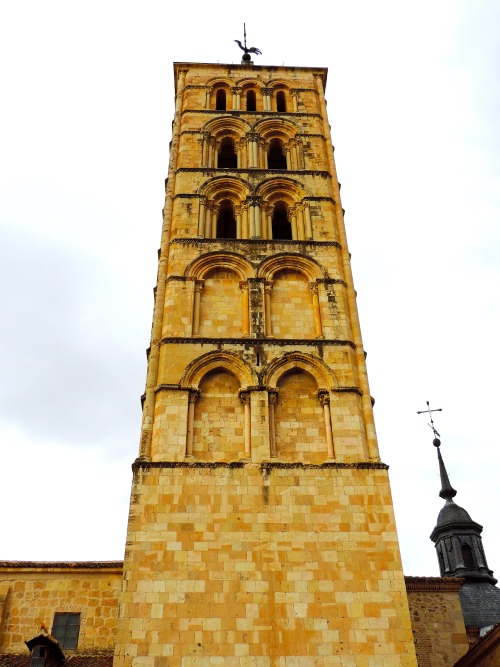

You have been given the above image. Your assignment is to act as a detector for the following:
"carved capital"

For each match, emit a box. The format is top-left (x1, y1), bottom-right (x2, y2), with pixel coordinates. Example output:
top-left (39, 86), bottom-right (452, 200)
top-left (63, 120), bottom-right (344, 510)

top-left (309, 282), bottom-right (319, 295)
top-left (318, 389), bottom-right (330, 406)
top-left (268, 390), bottom-right (278, 406)
top-left (239, 390), bottom-right (251, 406)
top-left (247, 132), bottom-right (259, 142)
top-left (188, 389), bottom-right (200, 404)
top-left (194, 279), bottom-right (204, 292)
top-left (262, 88), bottom-right (272, 96)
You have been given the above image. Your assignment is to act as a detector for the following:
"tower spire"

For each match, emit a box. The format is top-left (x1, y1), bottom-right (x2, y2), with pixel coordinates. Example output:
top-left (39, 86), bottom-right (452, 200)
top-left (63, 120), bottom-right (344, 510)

top-left (436, 443), bottom-right (457, 500)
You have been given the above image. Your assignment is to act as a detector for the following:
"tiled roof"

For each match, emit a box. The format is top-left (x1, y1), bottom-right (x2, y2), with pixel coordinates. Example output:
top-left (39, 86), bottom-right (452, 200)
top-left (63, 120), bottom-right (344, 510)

top-left (0, 655), bottom-right (113, 666)
top-left (0, 561), bottom-right (123, 569)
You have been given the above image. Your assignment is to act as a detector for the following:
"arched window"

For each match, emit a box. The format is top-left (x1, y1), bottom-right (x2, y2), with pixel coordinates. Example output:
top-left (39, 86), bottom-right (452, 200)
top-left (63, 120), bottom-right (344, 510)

top-left (268, 139), bottom-right (287, 170)
top-left (246, 90), bottom-right (257, 111)
top-left (272, 201), bottom-right (292, 240)
top-left (215, 89), bottom-right (227, 111)
top-left (462, 543), bottom-right (476, 570)
top-left (216, 200), bottom-right (237, 238)
top-left (276, 90), bottom-right (287, 112)
top-left (217, 137), bottom-right (237, 169)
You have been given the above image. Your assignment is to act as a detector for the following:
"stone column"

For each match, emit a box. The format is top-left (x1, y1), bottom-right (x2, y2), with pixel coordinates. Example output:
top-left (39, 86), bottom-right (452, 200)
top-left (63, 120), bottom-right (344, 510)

top-left (285, 147), bottom-right (291, 170)
top-left (235, 205), bottom-right (242, 239)
top-left (248, 197), bottom-right (258, 238)
top-left (241, 202), bottom-right (248, 239)
top-left (268, 390), bottom-right (278, 457)
top-left (240, 281), bottom-right (250, 336)
top-left (240, 391), bottom-right (251, 458)
top-left (262, 88), bottom-right (272, 111)
top-left (247, 133), bottom-right (259, 168)
top-left (201, 132), bottom-right (210, 167)
top-left (266, 207), bottom-right (273, 240)
top-left (211, 204), bottom-right (219, 238)
top-left (309, 282), bottom-right (323, 337)
top-left (304, 202), bottom-right (313, 239)
top-left (205, 88), bottom-right (211, 109)
top-left (264, 282), bottom-right (273, 336)
top-left (192, 280), bottom-right (204, 336)
top-left (198, 196), bottom-right (206, 237)
top-left (291, 89), bottom-right (299, 112)
top-left (185, 389), bottom-right (200, 457)
top-left (290, 208), bottom-right (298, 240)
top-left (318, 390), bottom-right (334, 458)
top-left (204, 203), bottom-right (212, 238)
top-left (297, 204), bottom-right (305, 240)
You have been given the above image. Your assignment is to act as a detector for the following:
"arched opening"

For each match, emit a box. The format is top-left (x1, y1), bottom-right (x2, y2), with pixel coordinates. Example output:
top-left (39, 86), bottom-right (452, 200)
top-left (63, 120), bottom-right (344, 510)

top-left (217, 137), bottom-right (237, 168)
top-left (274, 369), bottom-right (325, 463)
top-left (216, 199), bottom-right (237, 238)
top-left (193, 369), bottom-right (245, 461)
top-left (246, 89), bottom-right (257, 111)
top-left (462, 543), bottom-right (476, 570)
top-left (268, 139), bottom-right (287, 170)
top-left (276, 90), bottom-right (287, 112)
top-left (215, 89), bottom-right (227, 110)
top-left (272, 201), bottom-right (292, 240)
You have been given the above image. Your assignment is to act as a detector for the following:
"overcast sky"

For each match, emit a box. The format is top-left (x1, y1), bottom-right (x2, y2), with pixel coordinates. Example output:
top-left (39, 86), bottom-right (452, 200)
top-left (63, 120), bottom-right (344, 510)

top-left (1, 1), bottom-right (499, 579)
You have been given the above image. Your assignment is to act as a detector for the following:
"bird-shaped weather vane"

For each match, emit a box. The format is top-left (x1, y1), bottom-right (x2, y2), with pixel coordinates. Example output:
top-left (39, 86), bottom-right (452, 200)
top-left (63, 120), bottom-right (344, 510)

top-left (235, 24), bottom-right (262, 64)
top-left (417, 400), bottom-right (443, 447)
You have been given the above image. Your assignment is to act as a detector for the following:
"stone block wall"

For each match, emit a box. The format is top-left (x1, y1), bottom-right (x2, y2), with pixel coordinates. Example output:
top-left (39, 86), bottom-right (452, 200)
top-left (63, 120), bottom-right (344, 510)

top-left (0, 563), bottom-right (122, 655)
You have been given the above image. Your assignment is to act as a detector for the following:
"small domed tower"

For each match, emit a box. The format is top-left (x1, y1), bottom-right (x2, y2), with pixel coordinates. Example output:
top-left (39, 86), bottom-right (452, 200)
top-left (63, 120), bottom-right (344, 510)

top-left (430, 439), bottom-right (500, 630)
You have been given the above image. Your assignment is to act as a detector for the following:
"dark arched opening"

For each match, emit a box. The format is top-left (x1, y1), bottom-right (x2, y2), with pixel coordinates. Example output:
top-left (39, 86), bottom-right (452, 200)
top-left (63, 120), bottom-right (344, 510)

top-left (246, 90), bottom-right (257, 111)
top-left (272, 201), bottom-right (292, 240)
top-left (462, 543), bottom-right (476, 570)
top-left (276, 90), bottom-right (287, 112)
top-left (268, 139), bottom-right (287, 170)
top-left (215, 89), bottom-right (227, 111)
top-left (216, 200), bottom-right (237, 238)
top-left (218, 137), bottom-right (237, 168)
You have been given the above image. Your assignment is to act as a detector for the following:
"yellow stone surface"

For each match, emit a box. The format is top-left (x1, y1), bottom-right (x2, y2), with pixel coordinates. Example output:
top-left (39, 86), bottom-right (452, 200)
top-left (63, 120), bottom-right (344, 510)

top-left (0, 565), bottom-right (121, 654)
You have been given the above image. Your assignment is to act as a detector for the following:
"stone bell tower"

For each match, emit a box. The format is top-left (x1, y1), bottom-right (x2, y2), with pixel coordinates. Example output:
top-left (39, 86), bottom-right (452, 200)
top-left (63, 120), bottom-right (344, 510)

top-left (113, 60), bottom-right (417, 665)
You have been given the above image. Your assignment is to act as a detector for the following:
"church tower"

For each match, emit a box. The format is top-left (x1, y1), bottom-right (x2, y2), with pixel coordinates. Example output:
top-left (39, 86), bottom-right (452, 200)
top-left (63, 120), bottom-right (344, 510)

top-left (113, 59), bottom-right (417, 665)
top-left (430, 440), bottom-right (500, 633)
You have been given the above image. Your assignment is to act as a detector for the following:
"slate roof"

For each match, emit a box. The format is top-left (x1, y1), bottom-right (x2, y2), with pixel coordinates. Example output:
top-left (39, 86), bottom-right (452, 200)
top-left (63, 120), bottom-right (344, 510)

top-left (459, 581), bottom-right (500, 628)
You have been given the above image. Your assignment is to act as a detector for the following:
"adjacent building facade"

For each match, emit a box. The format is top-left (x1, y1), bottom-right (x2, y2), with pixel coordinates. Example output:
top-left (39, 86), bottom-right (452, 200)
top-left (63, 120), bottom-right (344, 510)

top-left (0, 59), bottom-right (498, 666)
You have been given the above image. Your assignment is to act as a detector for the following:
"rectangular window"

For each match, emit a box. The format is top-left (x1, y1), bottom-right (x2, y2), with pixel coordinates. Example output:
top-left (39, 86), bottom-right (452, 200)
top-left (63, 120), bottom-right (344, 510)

top-left (51, 612), bottom-right (81, 649)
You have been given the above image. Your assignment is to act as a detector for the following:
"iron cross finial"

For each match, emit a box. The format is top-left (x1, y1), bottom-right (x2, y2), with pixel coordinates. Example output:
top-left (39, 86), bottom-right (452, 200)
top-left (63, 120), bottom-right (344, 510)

top-left (417, 401), bottom-right (443, 446)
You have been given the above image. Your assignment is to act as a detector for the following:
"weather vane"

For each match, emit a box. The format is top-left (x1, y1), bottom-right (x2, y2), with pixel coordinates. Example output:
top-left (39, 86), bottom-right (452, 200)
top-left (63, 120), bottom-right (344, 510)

top-left (235, 24), bottom-right (262, 64)
top-left (417, 400), bottom-right (443, 446)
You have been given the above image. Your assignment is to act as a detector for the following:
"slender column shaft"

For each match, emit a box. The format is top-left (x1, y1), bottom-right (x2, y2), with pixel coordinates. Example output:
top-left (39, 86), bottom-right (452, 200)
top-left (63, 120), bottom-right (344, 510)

top-left (267, 211), bottom-right (273, 239)
top-left (236, 208), bottom-right (242, 239)
top-left (290, 211), bottom-right (298, 240)
top-left (264, 284), bottom-right (273, 336)
top-left (198, 199), bottom-right (205, 237)
top-left (211, 207), bottom-right (218, 238)
top-left (304, 203), bottom-right (313, 239)
top-left (285, 148), bottom-right (291, 170)
top-left (204, 206), bottom-right (212, 238)
top-left (255, 203), bottom-right (262, 238)
top-left (319, 393), bottom-right (334, 458)
top-left (241, 282), bottom-right (250, 335)
top-left (297, 206), bottom-right (305, 240)
top-left (310, 283), bottom-right (323, 337)
top-left (186, 391), bottom-right (198, 456)
top-left (241, 393), bottom-right (251, 457)
top-left (269, 392), bottom-right (277, 457)
top-left (192, 281), bottom-right (203, 335)
top-left (249, 203), bottom-right (256, 238)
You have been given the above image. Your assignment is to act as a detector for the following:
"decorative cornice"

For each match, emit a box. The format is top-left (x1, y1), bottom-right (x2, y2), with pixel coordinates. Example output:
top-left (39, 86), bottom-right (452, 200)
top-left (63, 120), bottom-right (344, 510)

top-left (175, 167), bottom-right (330, 178)
top-left (181, 109), bottom-right (322, 119)
top-left (169, 238), bottom-right (342, 249)
top-left (404, 576), bottom-right (464, 592)
top-left (132, 460), bottom-right (388, 471)
top-left (159, 337), bottom-right (355, 349)
top-left (333, 386), bottom-right (363, 396)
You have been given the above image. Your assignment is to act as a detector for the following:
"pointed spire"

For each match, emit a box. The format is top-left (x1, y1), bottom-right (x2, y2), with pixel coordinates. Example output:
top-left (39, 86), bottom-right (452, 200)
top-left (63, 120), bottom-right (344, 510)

top-left (435, 441), bottom-right (457, 500)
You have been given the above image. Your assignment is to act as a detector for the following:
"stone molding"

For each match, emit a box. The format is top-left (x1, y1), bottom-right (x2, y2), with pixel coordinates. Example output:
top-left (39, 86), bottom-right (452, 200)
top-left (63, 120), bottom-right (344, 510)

top-left (404, 576), bottom-right (464, 592)
top-left (159, 336), bottom-right (355, 348)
